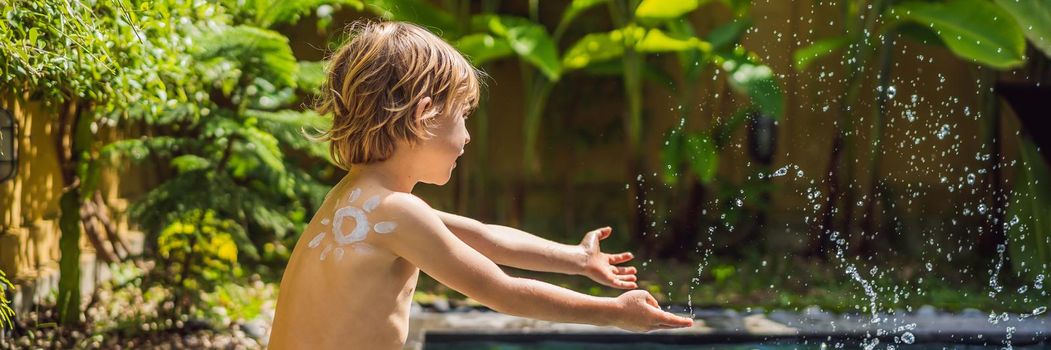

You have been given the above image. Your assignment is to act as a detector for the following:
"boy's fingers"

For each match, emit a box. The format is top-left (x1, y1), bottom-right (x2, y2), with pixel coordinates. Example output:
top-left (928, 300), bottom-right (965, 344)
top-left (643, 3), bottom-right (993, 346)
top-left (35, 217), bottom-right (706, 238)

top-left (611, 279), bottom-right (637, 289)
top-left (608, 252), bottom-right (634, 264)
top-left (612, 266), bottom-right (637, 275)
top-left (597, 226), bottom-right (612, 240)
top-left (658, 312), bottom-right (694, 327)
top-left (617, 274), bottom-right (637, 282)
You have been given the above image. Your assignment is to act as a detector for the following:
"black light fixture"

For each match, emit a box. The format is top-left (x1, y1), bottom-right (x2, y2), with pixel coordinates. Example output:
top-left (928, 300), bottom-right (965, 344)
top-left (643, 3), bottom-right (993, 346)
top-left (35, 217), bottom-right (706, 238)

top-left (0, 108), bottom-right (16, 183)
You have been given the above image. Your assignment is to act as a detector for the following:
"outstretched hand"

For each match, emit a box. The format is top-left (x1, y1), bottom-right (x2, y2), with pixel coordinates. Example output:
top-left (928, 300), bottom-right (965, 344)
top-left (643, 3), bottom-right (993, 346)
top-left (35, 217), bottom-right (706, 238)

top-left (579, 227), bottom-right (638, 289)
top-left (612, 290), bottom-right (694, 332)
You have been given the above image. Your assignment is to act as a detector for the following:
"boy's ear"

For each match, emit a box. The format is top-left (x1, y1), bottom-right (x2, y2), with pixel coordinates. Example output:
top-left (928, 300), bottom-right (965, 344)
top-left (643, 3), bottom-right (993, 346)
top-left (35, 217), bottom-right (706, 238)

top-left (415, 96), bottom-right (433, 122)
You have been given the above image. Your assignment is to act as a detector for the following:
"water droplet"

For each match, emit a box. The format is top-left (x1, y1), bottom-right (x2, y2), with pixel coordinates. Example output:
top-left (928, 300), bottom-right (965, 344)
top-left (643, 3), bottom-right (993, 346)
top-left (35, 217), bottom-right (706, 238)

top-left (771, 166), bottom-right (789, 177)
top-left (936, 124), bottom-right (950, 139)
top-left (886, 86), bottom-right (897, 99)
top-left (1034, 306), bottom-right (1047, 316)
top-left (797, 170), bottom-right (805, 178)
top-left (901, 332), bottom-right (915, 344)
top-left (966, 173), bottom-right (976, 185)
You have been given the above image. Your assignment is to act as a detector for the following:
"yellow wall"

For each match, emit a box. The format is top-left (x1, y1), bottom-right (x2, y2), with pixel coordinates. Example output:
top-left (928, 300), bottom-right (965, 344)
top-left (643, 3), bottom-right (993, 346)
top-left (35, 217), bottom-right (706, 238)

top-left (0, 92), bottom-right (63, 282)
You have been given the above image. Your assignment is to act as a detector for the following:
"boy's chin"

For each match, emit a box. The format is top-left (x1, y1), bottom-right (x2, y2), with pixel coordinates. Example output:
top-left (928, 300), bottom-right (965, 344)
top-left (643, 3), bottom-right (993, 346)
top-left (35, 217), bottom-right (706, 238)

top-left (421, 174), bottom-right (453, 186)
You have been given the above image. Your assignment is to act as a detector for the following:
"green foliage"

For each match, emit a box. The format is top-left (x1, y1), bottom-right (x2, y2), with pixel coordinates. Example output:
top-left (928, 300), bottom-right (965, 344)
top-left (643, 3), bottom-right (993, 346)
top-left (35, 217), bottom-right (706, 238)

top-left (1007, 139), bottom-right (1051, 281)
top-left (661, 129), bottom-right (718, 184)
top-left (195, 280), bottom-right (277, 327)
top-left (799, 0), bottom-right (1047, 72)
top-left (223, 0), bottom-right (364, 28)
top-left (0, 268), bottom-right (14, 329)
top-left (635, 0), bottom-right (705, 22)
top-left (793, 36), bottom-right (850, 72)
top-left (637, 1), bottom-right (781, 189)
top-left (158, 210), bottom-right (243, 292)
top-left (471, 15), bottom-right (562, 80)
top-left (98, 3), bottom-right (334, 285)
top-left (711, 264), bottom-right (736, 285)
top-left (454, 34), bottom-right (514, 65)
top-left (0, 0), bottom-right (339, 317)
top-left (295, 60), bottom-right (328, 92)
top-left (196, 25), bottom-right (300, 94)
top-left (704, 18), bottom-right (752, 51)
top-left (715, 48), bottom-right (783, 120)
top-left (0, 0), bottom-right (208, 114)
top-left (887, 0), bottom-right (1027, 69)
top-left (562, 25), bottom-right (712, 70)
top-left (994, 0), bottom-right (1051, 58)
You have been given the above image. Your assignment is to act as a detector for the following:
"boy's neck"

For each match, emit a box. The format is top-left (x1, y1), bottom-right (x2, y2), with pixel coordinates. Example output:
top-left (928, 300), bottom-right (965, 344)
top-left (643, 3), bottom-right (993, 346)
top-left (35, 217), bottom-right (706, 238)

top-left (344, 160), bottom-right (417, 193)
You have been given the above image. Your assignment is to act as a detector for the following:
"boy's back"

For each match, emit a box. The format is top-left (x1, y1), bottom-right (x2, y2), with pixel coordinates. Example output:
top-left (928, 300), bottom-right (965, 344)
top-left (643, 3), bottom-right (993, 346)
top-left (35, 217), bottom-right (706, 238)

top-left (270, 177), bottom-right (418, 349)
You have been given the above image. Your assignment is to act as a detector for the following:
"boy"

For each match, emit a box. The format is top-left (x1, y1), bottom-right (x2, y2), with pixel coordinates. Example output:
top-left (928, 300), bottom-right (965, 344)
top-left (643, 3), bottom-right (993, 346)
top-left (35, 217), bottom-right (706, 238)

top-left (268, 21), bottom-right (694, 349)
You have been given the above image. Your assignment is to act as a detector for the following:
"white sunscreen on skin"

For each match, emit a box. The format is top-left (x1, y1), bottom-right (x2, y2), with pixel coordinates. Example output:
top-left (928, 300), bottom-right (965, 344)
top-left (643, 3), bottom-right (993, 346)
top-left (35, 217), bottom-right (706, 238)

top-left (309, 188), bottom-right (397, 261)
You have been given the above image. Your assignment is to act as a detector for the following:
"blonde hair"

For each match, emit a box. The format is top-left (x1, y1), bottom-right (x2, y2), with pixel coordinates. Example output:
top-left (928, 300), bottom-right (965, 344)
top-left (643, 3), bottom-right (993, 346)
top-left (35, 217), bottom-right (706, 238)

top-left (317, 20), bottom-right (482, 169)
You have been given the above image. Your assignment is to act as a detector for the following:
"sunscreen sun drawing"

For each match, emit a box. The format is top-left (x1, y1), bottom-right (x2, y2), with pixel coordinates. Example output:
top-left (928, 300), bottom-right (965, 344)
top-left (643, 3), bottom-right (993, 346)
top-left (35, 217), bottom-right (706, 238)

top-left (308, 188), bottom-right (397, 261)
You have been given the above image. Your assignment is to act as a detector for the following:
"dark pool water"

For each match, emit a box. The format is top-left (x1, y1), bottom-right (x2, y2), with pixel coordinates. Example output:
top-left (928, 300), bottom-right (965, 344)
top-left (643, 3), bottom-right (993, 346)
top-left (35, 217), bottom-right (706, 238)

top-left (425, 340), bottom-right (1051, 349)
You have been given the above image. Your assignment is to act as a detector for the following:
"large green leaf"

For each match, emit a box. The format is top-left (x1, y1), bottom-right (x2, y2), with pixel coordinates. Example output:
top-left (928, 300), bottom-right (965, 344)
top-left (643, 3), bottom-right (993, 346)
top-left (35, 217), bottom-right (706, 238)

top-left (895, 22), bottom-right (946, 47)
top-left (994, 0), bottom-right (1051, 58)
top-left (793, 36), bottom-right (849, 72)
top-left (888, 0), bottom-right (1027, 69)
top-left (472, 15), bottom-right (562, 80)
top-left (563, 26), bottom-right (711, 70)
top-left (716, 49), bottom-right (783, 119)
top-left (455, 33), bottom-right (514, 66)
top-left (563, 31), bottom-right (625, 70)
top-left (1007, 138), bottom-right (1051, 281)
top-left (636, 0), bottom-right (706, 21)
top-left (637, 26), bottom-right (712, 53)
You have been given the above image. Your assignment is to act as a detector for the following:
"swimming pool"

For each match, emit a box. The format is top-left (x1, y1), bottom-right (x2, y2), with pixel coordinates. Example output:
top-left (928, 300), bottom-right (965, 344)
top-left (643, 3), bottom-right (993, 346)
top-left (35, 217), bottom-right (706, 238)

top-left (423, 332), bottom-right (1051, 349)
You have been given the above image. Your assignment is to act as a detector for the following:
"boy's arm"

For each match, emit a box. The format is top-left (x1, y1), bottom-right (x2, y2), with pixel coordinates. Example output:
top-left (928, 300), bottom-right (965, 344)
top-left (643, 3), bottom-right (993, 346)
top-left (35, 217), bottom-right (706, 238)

top-left (372, 194), bottom-right (692, 332)
top-left (435, 210), bottom-right (638, 289)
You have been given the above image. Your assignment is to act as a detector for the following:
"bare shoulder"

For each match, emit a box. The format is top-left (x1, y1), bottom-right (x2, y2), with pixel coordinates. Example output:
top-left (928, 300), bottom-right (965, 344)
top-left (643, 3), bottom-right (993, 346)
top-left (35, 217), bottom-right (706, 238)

top-left (377, 192), bottom-right (431, 216)
top-left (371, 192), bottom-right (443, 234)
